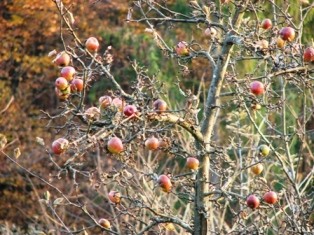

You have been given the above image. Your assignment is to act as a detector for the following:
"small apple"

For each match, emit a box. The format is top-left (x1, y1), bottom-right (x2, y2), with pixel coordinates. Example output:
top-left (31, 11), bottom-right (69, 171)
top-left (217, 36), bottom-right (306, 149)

top-left (251, 103), bottom-right (262, 110)
top-left (84, 107), bottom-right (101, 122)
top-left (175, 41), bottom-right (189, 56)
top-left (157, 174), bottom-right (172, 193)
top-left (153, 99), bottom-right (167, 113)
top-left (70, 78), bottom-right (84, 92)
top-left (251, 163), bottom-right (263, 175)
top-left (303, 47), bottom-right (314, 62)
top-left (55, 87), bottom-right (71, 100)
top-left (52, 138), bottom-right (69, 155)
top-left (246, 194), bottom-right (260, 209)
top-left (54, 51), bottom-right (71, 67)
top-left (259, 144), bottom-right (270, 157)
top-left (99, 95), bottom-right (112, 109)
top-left (204, 27), bottom-right (217, 39)
top-left (145, 136), bottom-right (160, 151)
top-left (123, 105), bottom-right (137, 117)
top-left (107, 137), bottom-right (124, 154)
top-left (98, 218), bottom-right (111, 229)
top-left (263, 191), bottom-right (278, 204)
top-left (279, 27), bottom-right (295, 42)
top-left (85, 37), bottom-right (100, 52)
top-left (55, 77), bottom-right (69, 90)
top-left (186, 157), bottom-right (200, 170)
top-left (60, 66), bottom-right (76, 81)
top-left (261, 19), bottom-right (272, 30)
top-left (112, 97), bottom-right (124, 111)
top-left (108, 191), bottom-right (121, 204)
top-left (250, 81), bottom-right (265, 96)
top-left (276, 37), bottom-right (286, 49)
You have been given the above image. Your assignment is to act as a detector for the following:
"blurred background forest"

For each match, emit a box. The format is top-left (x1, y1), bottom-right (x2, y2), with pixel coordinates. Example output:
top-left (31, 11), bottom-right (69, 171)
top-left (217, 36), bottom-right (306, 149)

top-left (0, 0), bottom-right (313, 233)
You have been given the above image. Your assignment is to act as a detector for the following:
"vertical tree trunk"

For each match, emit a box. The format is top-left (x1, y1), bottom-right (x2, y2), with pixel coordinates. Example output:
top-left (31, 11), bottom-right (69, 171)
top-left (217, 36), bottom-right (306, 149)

top-left (193, 6), bottom-right (246, 234)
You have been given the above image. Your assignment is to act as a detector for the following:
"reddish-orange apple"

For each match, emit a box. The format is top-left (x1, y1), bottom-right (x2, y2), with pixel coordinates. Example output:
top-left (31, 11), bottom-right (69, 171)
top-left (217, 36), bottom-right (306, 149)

top-left (98, 218), bottom-right (111, 229)
top-left (186, 157), bottom-right (200, 170)
top-left (70, 78), bottom-right (84, 92)
top-left (263, 191), bottom-right (278, 204)
top-left (107, 137), bottom-right (124, 154)
top-left (54, 51), bottom-right (71, 67)
top-left (60, 66), bottom-right (76, 81)
top-left (145, 136), bottom-right (160, 151)
top-left (250, 81), bottom-right (265, 96)
top-left (304, 47), bottom-right (314, 62)
top-left (86, 37), bottom-right (100, 52)
top-left (108, 191), bottom-right (121, 204)
top-left (55, 77), bottom-right (69, 90)
top-left (153, 99), bottom-right (167, 113)
top-left (157, 174), bottom-right (172, 193)
top-left (261, 19), bottom-right (272, 30)
top-left (123, 105), bottom-right (137, 117)
top-left (279, 27), bottom-right (295, 42)
top-left (52, 138), bottom-right (69, 155)
top-left (246, 194), bottom-right (260, 209)
top-left (175, 41), bottom-right (189, 56)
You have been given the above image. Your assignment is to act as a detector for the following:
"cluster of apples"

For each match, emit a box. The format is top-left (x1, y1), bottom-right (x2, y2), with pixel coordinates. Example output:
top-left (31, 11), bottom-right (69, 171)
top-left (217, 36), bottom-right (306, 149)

top-left (53, 51), bottom-right (84, 100)
top-left (105, 99), bottom-right (168, 154)
top-left (261, 18), bottom-right (314, 62)
top-left (250, 145), bottom-right (270, 175)
top-left (247, 191), bottom-right (278, 209)
top-left (53, 37), bottom-right (101, 100)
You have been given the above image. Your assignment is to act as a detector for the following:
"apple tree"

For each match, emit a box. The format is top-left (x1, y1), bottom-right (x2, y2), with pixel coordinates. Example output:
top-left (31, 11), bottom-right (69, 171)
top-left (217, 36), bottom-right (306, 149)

top-left (1, 0), bottom-right (314, 234)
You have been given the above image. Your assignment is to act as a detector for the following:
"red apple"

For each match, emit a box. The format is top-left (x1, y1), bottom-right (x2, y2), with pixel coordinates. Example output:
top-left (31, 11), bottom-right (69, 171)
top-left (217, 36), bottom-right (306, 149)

top-left (153, 99), bottom-right (167, 113)
top-left (60, 66), bottom-right (76, 81)
top-left (99, 95), bottom-right (112, 109)
top-left (250, 81), bottom-right (265, 96)
top-left (98, 218), bottom-right (111, 229)
top-left (175, 41), bottom-right (189, 56)
top-left (108, 191), bottom-right (121, 204)
top-left (123, 105), bottom-right (137, 117)
top-left (251, 163), bottom-right (263, 175)
top-left (52, 138), bottom-right (69, 155)
top-left (145, 136), bottom-right (160, 150)
top-left (54, 51), bottom-right (71, 67)
top-left (263, 191), bottom-right (278, 204)
top-left (86, 37), bottom-right (99, 52)
top-left (304, 47), bottom-right (314, 62)
top-left (246, 194), bottom-right (260, 209)
top-left (70, 78), bottom-right (84, 92)
top-left (55, 77), bottom-right (69, 90)
top-left (107, 137), bottom-right (124, 154)
top-left (186, 157), bottom-right (200, 170)
top-left (84, 107), bottom-right (101, 122)
top-left (157, 174), bottom-right (172, 193)
top-left (279, 27), bottom-right (295, 42)
top-left (261, 19), bottom-right (272, 30)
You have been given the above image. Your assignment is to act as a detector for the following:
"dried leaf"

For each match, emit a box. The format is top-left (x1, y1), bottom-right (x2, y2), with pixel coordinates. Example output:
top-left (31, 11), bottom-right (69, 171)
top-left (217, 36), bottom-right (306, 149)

top-left (47, 49), bottom-right (57, 57)
top-left (14, 147), bottom-right (21, 159)
top-left (0, 134), bottom-right (7, 150)
top-left (53, 197), bottom-right (64, 206)
top-left (44, 190), bottom-right (51, 201)
top-left (36, 137), bottom-right (45, 146)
